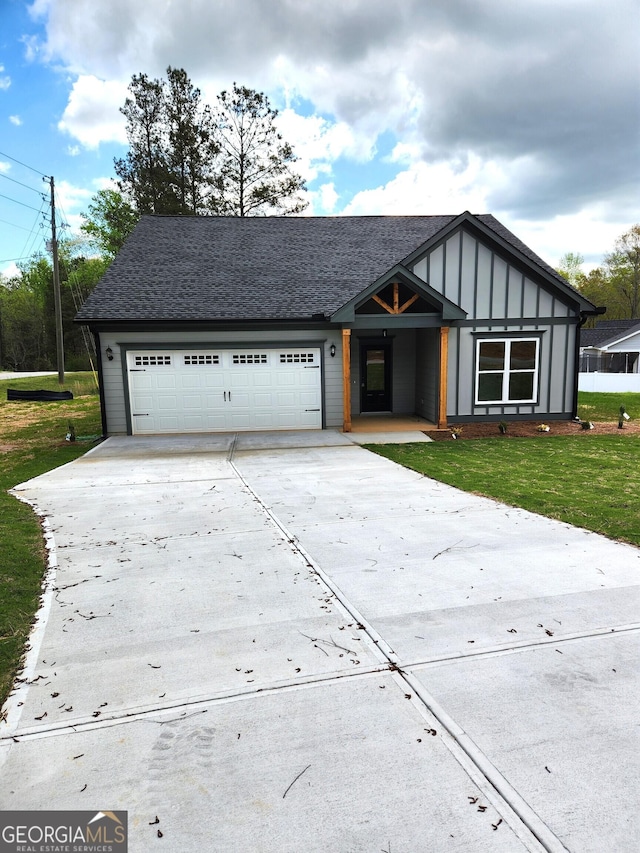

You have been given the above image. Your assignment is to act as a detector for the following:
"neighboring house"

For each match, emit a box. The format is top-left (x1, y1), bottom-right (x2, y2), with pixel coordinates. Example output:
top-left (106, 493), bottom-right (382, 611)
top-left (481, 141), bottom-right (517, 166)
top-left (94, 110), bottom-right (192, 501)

top-left (578, 319), bottom-right (640, 393)
top-left (579, 320), bottom-right (640, 374)
top-left (75, 212), bottom-right (600, 436)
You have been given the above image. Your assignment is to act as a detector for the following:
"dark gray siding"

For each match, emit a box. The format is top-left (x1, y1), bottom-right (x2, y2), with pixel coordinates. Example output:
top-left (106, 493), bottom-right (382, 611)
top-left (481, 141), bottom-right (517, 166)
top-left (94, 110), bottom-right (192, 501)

top-left (415, 329), bottom-right (440, 422)
top-left (410, 228), bottom-right (580, 420)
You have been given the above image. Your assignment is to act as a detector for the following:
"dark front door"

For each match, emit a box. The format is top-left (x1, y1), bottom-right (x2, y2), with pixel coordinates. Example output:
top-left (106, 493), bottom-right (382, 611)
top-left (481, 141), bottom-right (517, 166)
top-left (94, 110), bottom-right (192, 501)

top-left (360, 344), bottom-right (392, 412)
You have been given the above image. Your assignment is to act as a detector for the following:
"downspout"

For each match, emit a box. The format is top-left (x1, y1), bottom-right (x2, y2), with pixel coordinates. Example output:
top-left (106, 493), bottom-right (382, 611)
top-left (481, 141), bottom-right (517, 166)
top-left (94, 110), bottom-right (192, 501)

top-left (572, 307), bottom-right (606, 418)
top-left (93, 330), bottom-right (109, 439)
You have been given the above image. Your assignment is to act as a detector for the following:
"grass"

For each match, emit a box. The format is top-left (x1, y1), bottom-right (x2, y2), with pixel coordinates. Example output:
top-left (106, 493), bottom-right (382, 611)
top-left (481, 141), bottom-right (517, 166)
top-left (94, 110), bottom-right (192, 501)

top-left (372, 433), bottom-right (640, 547)
top-left (578, 391), bottom-right (640, 421)
top-left (0, 372), bottom-right (101, 711)
top-left (1, 383), bottom-right (638, 710)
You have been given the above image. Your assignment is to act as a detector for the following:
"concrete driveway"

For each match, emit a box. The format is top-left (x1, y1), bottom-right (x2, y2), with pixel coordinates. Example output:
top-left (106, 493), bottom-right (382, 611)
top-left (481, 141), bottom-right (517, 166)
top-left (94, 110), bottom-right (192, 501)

top-left (1, 432), bottom-right (639, 852)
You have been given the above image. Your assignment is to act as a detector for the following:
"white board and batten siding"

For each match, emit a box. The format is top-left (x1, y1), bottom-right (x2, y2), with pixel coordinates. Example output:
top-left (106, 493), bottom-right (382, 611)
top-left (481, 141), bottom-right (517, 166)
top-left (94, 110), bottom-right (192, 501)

top-left (100, 331), bottom-right (343, 435)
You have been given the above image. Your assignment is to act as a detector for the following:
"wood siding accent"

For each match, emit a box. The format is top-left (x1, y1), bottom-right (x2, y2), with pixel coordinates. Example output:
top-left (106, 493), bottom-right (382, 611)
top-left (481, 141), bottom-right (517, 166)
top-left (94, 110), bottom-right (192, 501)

top-left (342, 328), bottom-right (352, 431)
top-left (438, 326), bottom-right (449, 428)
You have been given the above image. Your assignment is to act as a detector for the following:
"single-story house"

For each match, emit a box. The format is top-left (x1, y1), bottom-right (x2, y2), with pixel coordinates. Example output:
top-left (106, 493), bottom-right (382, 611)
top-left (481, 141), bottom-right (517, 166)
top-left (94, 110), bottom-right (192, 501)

top-left (75, 212), bottom-right (601, 436)
top-left (580, 319), bottom-right (640, 374)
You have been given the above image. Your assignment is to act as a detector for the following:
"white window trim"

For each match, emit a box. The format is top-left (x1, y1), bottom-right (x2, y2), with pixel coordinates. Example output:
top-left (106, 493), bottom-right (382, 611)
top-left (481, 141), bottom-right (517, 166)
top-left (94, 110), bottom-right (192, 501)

top-left (475, 337), bottom-right (540, 405)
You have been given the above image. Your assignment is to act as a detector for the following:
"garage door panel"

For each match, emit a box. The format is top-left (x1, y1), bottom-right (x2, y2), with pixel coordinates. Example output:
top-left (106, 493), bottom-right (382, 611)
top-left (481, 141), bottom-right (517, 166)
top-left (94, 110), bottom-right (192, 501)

top-left (183, 395), bottom-right (204, 409)
top-left (181, 374), bottom-right (204, 390)
top-left (300, 390), bottom-right (321, 405)
top-left (130, 374), bottom-right (154, 391)
top-left (276, 391), bottom-right (296, 406)
top-left (157, 416), bottom-right (180, 430)
top-left (300, 371), bottom-right (321, 386)
top-left (253, 392), bottom-right (274, 406)
top-left (230, 371), bottom-right (252, 388)
top-left (252, 373), bottom-right (274, 387)
top-left (155, 375), bottom-right (177, 390)
top-left (157, 395), bottom-right (179, 410)
top-left (127, 348), bottom-right (322, 434)
top-left (131, 392), bottom-right (154, 408)
top-left (183, 415), bottom-right (206, 430)
top-left (203, 375), bottom-right (225, 389)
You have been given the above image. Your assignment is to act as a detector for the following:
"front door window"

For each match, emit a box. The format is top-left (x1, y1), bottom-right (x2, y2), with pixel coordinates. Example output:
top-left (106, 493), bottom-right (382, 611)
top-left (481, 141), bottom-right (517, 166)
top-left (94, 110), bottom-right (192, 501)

top-left (361, 344), bottom-right (392, 412)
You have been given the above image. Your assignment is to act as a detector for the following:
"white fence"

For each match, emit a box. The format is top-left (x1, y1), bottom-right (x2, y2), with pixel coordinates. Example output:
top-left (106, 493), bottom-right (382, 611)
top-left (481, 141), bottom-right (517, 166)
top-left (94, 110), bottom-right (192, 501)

top-left (579, 372), bottom-right (640, 393)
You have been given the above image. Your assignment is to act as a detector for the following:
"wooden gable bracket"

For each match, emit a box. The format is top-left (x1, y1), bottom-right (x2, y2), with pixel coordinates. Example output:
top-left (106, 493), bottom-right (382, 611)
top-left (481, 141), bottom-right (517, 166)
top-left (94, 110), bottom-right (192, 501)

top-left (371, 282), bottom-right (420, 315)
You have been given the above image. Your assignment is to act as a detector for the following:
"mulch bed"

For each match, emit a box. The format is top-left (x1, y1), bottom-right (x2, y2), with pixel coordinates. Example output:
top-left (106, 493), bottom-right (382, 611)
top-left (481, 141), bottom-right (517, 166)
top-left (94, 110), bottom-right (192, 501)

top-left (424, 420), bottom-right (640, 441)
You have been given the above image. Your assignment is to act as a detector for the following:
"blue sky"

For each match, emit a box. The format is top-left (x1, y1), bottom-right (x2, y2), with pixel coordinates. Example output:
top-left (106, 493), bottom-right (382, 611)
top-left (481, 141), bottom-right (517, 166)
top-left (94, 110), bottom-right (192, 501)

top-left (1, 0), bottom-right (639, 279)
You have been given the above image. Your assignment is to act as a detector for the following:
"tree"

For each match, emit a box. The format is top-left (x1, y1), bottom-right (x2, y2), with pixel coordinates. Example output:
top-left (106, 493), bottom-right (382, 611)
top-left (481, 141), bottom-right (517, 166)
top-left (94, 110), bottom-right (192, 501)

top-left (0, 271), bottom-right (48, 370)
top-left (210, 83), bottom-right (307, 216)
top-left (80, 189), bottom-right (139, 258)
top-left (0, 247), bottom-right (108, 371)
top-left (604, 225), bottom-right (640, 318)
top-left (557, 252), bottom-right (585, 289)
top-left (114, 73), bottom-right (173, 214)
top-left (114, 71), bottom-right (308, 217)
top-left (572, 225), bottom-right (640, 320)
top-left (165, 67), bottom-right (216, 214)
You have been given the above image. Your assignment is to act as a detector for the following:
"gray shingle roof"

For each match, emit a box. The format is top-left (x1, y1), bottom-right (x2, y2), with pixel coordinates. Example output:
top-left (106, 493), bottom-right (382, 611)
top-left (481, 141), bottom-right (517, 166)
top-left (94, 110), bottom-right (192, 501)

top-left (75, 213), bottom-right (571, 323)
top-left (580, 319), bottom-right (640, 348)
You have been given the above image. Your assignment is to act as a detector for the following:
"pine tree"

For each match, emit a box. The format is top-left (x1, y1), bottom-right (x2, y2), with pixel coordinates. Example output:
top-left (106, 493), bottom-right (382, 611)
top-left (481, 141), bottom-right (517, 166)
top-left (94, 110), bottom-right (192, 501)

top-left (114, 73), bottom-right (174, 214)
top-left (210, 83), bottom-right (307, 216)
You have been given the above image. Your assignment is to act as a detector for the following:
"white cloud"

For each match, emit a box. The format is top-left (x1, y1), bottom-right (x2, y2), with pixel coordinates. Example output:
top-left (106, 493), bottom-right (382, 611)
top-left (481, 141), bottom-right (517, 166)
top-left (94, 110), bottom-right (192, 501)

top-left (53, 179), bottom-right (94, 235)
top-left (340, 157), bottom-right (633, 268)
top-left (9, 115), bottom-right (22, 126)
top-left (0, 161), bottom-right (10, 174)
top-left (1, 261), bottom-right (21, 280)
top-left (508, 208), bottom-right (632, 271)
top-left (57, 75), bottom-right (127, 148)
top-left (26, 0), bottom-right (638, 268)
top-left (0, 65), bottom-right (10, 90)
top-left (308, 182), bottom-right (340, 216)
top-left (276, 110), bottom-right (376, 183)
top-left (341, 157), bottom-right (493, 218)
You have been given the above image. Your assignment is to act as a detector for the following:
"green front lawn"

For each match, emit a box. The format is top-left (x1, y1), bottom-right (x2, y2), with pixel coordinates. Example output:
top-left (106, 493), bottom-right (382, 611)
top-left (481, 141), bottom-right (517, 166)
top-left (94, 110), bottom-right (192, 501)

top-left (372, 435), bottom-right (640, 547)
top-left (578, 391), bottom-right (640, 421)
top-left (0, 373), bottom-right (102, 711)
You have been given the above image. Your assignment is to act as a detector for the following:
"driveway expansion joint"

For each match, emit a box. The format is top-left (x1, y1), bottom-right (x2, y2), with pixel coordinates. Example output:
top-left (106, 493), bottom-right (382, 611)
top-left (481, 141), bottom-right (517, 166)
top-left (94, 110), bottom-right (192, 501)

top-left (228, 456), bottom-right (566, 853)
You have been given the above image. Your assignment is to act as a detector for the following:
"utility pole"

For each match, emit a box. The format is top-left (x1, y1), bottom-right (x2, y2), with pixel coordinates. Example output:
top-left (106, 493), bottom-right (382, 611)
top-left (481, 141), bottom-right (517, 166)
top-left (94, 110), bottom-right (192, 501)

top-left (46, 175), bottom-right (65, 384)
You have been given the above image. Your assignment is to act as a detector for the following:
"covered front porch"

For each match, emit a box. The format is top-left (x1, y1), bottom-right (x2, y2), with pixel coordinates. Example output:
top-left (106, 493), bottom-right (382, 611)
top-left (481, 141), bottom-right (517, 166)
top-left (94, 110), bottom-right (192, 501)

top-left (330, 266), bottom-right (465, 433)
top-left (350, 413), bottom-right (436, 432)
top-left (340, 325), bottom-right (450, 432)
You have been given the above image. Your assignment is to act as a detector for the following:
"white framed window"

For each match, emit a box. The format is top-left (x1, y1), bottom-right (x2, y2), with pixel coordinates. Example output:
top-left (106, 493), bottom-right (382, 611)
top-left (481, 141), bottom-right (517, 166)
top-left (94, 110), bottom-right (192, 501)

top-left (475, 338), bottom-right (539, 404)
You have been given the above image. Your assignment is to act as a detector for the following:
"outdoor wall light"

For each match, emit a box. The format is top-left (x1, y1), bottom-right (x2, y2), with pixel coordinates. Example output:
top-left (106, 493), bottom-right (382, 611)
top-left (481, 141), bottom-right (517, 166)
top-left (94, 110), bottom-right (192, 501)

top-left (330, 344), bottom-right (336, 357)
top-left (106, 346), bottom-right (114, 361)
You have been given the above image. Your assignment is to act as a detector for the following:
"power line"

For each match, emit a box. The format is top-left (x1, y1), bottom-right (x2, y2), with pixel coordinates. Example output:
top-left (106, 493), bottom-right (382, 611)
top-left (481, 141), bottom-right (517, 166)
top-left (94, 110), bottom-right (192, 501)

top-left (0, 191), bottom-right (46, 213)
top-left (0, 215), bottom-right (43, 233)
top-left (0, 149), bottom-right (48, 178)
top-left (0, 172), bottom-right (46, 196)
top-left (19, 199), bottom-right (48, 261)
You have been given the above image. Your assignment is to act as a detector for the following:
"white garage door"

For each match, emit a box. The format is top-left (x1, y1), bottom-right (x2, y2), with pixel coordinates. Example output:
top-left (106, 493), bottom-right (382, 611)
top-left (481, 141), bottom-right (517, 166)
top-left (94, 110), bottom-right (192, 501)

top-left (127, 348), bottom-right (322, 434)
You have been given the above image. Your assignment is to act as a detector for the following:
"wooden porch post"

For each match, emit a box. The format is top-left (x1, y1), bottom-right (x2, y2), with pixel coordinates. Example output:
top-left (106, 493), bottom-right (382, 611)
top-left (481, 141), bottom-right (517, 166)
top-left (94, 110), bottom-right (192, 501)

top-left (342, 328), bottom-right (352, 432)
top-left (438, 326), bottom-right (449, 429)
